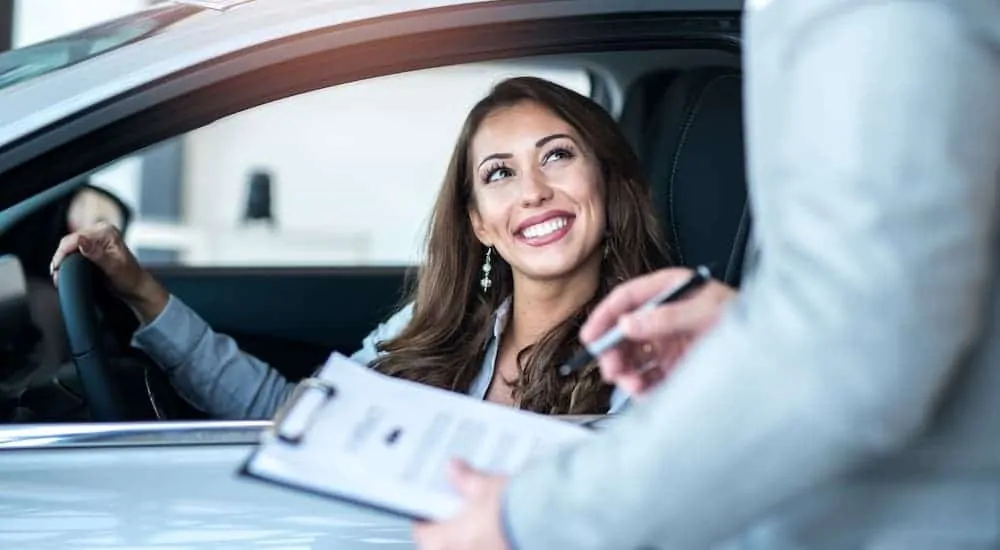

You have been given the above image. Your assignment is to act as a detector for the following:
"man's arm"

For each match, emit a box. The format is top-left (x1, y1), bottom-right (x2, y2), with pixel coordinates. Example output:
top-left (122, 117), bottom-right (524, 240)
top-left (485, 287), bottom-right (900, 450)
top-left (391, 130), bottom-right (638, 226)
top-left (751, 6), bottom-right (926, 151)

top-left (504, 3), bottom-right (1000, 549)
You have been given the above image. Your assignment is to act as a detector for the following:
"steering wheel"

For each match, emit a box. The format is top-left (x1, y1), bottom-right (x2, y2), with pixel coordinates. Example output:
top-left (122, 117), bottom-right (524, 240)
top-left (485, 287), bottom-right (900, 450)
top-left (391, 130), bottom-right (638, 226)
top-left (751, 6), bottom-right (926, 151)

top-left (57, 254), bottom-right (128, 421)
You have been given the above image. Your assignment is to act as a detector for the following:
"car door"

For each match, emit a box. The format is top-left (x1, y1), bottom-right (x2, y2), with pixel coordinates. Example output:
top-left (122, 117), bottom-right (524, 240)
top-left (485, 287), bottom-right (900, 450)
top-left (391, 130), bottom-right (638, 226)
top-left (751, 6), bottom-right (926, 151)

top-left (0, 0), bottom-right (741, 386)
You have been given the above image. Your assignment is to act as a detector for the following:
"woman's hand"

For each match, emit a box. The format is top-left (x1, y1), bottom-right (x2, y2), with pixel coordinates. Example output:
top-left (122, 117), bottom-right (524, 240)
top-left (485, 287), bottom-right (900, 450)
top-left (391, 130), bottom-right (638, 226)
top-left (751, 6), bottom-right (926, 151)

top-left (50, 221), bottom-right (169, 323)
top-left (581, 268), bottom-right (737, 397)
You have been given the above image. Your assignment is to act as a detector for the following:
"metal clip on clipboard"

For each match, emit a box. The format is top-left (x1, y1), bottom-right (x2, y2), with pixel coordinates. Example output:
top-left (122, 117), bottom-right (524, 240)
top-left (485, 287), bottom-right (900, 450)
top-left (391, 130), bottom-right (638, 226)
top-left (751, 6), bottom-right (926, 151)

top-left (271, 377), bottom-right (337, 444)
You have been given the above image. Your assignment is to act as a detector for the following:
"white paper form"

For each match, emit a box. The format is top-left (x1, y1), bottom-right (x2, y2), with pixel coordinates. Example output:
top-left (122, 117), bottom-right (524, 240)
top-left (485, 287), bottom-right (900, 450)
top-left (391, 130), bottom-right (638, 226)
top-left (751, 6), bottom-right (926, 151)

top-left (240, 352), bottom-right (592, 520)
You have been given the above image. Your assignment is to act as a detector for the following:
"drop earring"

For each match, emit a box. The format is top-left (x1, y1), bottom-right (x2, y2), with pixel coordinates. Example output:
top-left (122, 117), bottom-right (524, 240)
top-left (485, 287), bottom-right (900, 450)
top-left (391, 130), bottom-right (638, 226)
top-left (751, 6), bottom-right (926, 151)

top-left (480, 246), bottom-right (493, 292)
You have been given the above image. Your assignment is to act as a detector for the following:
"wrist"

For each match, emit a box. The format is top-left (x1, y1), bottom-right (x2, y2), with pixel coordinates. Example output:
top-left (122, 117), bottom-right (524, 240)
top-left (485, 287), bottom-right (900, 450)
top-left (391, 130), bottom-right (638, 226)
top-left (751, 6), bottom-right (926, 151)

top-left (127, 272), bottom-right (169, 323)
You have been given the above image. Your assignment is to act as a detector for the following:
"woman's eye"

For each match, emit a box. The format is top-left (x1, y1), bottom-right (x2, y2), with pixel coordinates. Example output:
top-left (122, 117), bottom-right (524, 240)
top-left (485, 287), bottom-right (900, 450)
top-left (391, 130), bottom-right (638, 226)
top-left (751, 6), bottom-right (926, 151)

top-left (543, 147), bottom-right (575, 164)
top-left (485, 165), bottom-right (513, 183)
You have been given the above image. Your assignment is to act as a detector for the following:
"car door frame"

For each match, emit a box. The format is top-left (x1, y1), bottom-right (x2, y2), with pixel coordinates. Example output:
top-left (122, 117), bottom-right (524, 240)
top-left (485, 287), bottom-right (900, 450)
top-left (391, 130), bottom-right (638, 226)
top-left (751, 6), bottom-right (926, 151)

top-left (0, 0), bottom-right (741, 397)
top-left (0, 0), bottom-right (741, 209)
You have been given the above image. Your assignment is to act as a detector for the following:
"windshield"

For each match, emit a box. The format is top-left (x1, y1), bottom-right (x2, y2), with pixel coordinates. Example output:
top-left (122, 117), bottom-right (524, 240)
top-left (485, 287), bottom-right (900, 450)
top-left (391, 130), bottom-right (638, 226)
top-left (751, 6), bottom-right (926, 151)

top-left (0, 4), bottom-right (204, 91)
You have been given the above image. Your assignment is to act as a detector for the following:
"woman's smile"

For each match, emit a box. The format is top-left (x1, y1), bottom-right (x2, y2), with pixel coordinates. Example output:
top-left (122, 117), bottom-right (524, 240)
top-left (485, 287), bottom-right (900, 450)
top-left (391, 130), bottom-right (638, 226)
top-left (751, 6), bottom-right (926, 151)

top-left (515, 210), bottom-right (575, 247)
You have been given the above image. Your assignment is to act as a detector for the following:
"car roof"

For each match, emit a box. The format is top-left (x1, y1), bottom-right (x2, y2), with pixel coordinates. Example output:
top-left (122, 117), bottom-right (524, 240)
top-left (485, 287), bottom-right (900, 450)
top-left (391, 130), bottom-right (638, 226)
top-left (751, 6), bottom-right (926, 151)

top-left (0, 0), bottom-right (742, 148)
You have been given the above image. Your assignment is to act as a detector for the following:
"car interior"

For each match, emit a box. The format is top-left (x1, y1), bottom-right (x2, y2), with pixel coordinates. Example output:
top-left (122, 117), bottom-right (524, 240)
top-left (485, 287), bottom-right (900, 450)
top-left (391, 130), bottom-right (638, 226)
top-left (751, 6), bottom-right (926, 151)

top-left (0, 44), bottom-right (751, 424)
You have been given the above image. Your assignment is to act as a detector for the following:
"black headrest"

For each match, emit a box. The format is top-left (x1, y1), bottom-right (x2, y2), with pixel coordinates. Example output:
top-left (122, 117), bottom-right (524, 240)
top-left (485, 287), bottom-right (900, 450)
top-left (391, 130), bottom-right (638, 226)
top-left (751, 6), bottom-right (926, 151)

top-left (619, 70), bottom-right (678, 166)
top-left (628, 67), bottom-right (751, 287)
top-left (0, 255), bottom-right (38, 361)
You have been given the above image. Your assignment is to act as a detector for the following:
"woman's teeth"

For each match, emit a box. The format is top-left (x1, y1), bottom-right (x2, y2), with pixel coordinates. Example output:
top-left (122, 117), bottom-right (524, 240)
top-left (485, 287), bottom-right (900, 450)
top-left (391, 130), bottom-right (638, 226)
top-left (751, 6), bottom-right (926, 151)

top-left (520, 217), bottom-right (568, 239)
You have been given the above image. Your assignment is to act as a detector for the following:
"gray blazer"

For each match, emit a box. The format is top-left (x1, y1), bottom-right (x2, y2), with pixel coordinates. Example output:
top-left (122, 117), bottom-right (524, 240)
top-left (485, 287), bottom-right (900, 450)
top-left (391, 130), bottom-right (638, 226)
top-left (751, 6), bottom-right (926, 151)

top-left (501, 1), bottom-right (1000, 548)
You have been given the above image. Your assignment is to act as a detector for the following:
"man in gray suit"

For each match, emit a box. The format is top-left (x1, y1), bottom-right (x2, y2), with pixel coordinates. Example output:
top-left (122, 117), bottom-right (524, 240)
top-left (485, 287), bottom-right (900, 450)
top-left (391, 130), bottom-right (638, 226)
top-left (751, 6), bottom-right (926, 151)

top-left (413, 0), bottom-right (1000, 548)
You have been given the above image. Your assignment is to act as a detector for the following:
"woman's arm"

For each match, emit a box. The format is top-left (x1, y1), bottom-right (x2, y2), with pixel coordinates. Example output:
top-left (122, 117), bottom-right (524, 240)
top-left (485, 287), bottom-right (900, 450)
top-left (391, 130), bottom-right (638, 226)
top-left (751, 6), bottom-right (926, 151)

top-left (132, 297), bottom-right (416, 419)
top-left (132, 295), bottom-right (295, 419)
top-left (49, 219), bottom-right (419, 420)
top-left (51, 224), bottom-right (292, 419)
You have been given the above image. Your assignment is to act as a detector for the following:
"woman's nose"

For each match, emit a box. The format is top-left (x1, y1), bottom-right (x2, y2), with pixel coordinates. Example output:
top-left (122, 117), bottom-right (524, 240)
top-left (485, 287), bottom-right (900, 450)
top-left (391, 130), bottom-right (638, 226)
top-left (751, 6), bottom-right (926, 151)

top-left (519, 169), bottom-right (554, 207)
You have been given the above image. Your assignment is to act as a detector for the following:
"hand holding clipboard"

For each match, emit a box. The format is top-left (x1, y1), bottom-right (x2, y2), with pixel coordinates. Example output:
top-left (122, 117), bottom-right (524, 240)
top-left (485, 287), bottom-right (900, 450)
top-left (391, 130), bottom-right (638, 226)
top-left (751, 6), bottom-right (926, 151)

top-left (239, 353), bottom-right (592, 521)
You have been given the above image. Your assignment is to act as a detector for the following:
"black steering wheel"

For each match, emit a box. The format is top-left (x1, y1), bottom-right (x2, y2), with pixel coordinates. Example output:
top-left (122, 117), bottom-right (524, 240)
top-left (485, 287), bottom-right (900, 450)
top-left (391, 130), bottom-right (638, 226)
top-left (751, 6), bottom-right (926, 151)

top-left (57, 254), bottom-right (128, 421)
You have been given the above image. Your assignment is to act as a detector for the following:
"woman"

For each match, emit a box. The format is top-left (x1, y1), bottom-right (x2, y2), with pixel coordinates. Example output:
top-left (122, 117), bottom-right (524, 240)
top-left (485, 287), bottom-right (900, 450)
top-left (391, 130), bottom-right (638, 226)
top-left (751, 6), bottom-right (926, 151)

top-left (50, 76), bottom-right (671, 419)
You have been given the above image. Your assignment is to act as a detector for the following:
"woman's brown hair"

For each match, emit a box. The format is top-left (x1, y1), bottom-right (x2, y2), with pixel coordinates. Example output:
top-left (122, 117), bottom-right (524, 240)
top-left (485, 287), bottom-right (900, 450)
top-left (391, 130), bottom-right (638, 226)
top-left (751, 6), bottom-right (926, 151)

top-left (371, 76), bottom-right (670, 414)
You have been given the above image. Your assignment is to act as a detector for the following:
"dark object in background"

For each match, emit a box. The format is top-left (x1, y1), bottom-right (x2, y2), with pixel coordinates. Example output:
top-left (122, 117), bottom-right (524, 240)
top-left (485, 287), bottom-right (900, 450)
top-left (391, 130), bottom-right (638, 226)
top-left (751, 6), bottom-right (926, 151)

top-left (0, 255), bottom-right (38, 367)
top-left (243, 169), bottom-right (275, 225)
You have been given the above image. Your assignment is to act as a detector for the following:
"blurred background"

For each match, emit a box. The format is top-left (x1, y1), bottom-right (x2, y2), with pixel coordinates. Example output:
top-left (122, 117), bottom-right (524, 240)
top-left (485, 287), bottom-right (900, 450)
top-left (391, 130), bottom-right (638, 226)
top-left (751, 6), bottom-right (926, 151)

top-left (0, 0), bottom-right (591, 267)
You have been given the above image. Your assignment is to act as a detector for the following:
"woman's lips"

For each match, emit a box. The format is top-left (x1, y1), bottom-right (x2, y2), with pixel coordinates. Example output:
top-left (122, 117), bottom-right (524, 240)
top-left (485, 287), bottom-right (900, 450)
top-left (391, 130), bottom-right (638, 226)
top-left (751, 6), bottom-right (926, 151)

top-left (516, 215), bottom-right (574, 247)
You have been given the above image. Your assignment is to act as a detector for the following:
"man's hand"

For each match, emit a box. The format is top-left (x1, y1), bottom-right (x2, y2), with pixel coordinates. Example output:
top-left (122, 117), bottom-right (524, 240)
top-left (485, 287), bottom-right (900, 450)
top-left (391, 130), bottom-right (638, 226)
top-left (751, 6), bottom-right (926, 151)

top-left (581, 268), bottom-right (736, 397)
top-left (412, 460), bottom-right (510, 550)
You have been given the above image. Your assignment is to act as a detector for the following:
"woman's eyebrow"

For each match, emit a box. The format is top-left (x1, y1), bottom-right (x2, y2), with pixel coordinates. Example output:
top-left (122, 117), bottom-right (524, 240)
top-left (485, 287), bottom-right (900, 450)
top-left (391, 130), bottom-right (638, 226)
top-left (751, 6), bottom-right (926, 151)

top-left (535, 133), bottom-right (575, 148)
top-left (478, 152), bottom-right (513, 168)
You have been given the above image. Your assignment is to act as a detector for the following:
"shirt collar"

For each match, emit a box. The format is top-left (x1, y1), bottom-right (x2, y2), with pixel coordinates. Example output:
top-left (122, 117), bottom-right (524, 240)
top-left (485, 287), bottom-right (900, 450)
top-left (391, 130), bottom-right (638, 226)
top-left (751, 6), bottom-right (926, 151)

top-left (492, 296), bottom-right (512, 341)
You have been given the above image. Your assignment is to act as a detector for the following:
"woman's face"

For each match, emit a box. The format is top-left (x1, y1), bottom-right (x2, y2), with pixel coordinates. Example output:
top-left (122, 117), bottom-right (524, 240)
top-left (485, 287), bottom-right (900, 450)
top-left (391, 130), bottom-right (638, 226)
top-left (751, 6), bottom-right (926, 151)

top-left (468, 101), bottom-right (606, 284)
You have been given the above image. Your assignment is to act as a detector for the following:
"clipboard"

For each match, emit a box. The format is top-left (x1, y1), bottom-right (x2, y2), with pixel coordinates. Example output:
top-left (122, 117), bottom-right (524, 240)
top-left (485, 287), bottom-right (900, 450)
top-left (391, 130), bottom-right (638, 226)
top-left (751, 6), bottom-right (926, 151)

top-left (238, 369), bottom-right (437, 521)
top-left (237, 352), bottom-right (594, 521)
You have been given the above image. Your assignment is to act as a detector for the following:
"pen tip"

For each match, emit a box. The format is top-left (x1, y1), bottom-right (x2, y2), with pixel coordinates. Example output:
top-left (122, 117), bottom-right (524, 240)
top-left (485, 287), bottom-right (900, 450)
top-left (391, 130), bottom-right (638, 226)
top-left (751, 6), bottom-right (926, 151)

top-left (559, 349), bottom-right (592, 377)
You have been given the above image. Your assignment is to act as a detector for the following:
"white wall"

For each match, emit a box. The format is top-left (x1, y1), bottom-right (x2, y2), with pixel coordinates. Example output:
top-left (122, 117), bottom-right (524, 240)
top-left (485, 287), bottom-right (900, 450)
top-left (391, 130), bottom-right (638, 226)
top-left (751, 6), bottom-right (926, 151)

top-left (179, 63), bottom-right (590, 265)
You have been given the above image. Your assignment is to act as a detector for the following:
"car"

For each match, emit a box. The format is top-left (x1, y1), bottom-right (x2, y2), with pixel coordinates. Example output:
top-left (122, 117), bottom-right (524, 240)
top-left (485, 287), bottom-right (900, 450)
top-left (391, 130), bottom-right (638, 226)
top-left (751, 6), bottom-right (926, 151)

top-left (0, 0), bottom-right (750, 546)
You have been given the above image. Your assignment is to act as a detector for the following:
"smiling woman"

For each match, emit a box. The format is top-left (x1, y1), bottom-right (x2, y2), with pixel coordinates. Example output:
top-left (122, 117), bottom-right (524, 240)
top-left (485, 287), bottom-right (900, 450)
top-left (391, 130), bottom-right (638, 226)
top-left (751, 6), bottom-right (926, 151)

top-left (51, 76), bottom-right (671, 420)
top-left (374, 77), bottom-right (670, 414)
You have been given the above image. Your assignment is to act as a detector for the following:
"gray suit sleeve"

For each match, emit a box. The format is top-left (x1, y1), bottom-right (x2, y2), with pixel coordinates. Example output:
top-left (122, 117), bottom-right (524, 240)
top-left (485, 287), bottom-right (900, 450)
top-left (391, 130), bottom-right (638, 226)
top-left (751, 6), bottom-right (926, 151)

top-left (131, 296), bottom-right (415, 420)
top-left (132, 295), bottom-right (295, 419)
top-left (503, 4), bottom-right (1000, 549)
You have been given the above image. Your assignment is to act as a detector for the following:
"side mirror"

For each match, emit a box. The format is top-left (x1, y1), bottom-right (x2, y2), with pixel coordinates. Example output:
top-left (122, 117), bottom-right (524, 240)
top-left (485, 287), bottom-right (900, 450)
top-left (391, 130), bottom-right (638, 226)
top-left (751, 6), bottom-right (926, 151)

top-left (67, 184), bottom-right (133, 234)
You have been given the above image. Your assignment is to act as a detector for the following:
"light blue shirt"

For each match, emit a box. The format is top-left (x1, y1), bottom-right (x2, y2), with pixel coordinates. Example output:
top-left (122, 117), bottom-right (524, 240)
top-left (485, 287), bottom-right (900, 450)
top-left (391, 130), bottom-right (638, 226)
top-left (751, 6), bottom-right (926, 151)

top-left (131, 294), bottom-right (629, 419)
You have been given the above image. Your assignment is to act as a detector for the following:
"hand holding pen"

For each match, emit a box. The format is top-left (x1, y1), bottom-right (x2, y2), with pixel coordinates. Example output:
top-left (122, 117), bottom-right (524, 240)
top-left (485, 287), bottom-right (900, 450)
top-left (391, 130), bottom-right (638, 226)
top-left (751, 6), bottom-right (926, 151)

top-left (565, 266), bottom-right (738, 397)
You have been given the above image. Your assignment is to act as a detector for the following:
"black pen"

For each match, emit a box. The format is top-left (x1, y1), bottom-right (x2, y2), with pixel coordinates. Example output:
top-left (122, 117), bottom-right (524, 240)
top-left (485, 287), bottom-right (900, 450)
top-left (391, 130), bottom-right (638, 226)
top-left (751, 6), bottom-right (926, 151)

top-left (559, 265), bottom-right (712, 376)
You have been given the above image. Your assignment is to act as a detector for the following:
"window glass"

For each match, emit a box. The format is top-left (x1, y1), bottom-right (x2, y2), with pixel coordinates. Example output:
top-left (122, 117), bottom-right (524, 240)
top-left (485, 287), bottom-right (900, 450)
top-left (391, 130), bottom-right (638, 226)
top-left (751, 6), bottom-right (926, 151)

top-left (92, 61), bottom-right (591, 267)
top-left (1, 3), bottom-right (202, 90)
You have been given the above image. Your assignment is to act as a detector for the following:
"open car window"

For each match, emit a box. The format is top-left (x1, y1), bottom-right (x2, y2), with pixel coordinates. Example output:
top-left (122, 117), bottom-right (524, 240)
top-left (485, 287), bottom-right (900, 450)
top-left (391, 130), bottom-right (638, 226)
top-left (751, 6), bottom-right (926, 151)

top-left (0, 57), bottom-right (596, 425)
top-left (106, 60), bottom-right (592, 267)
